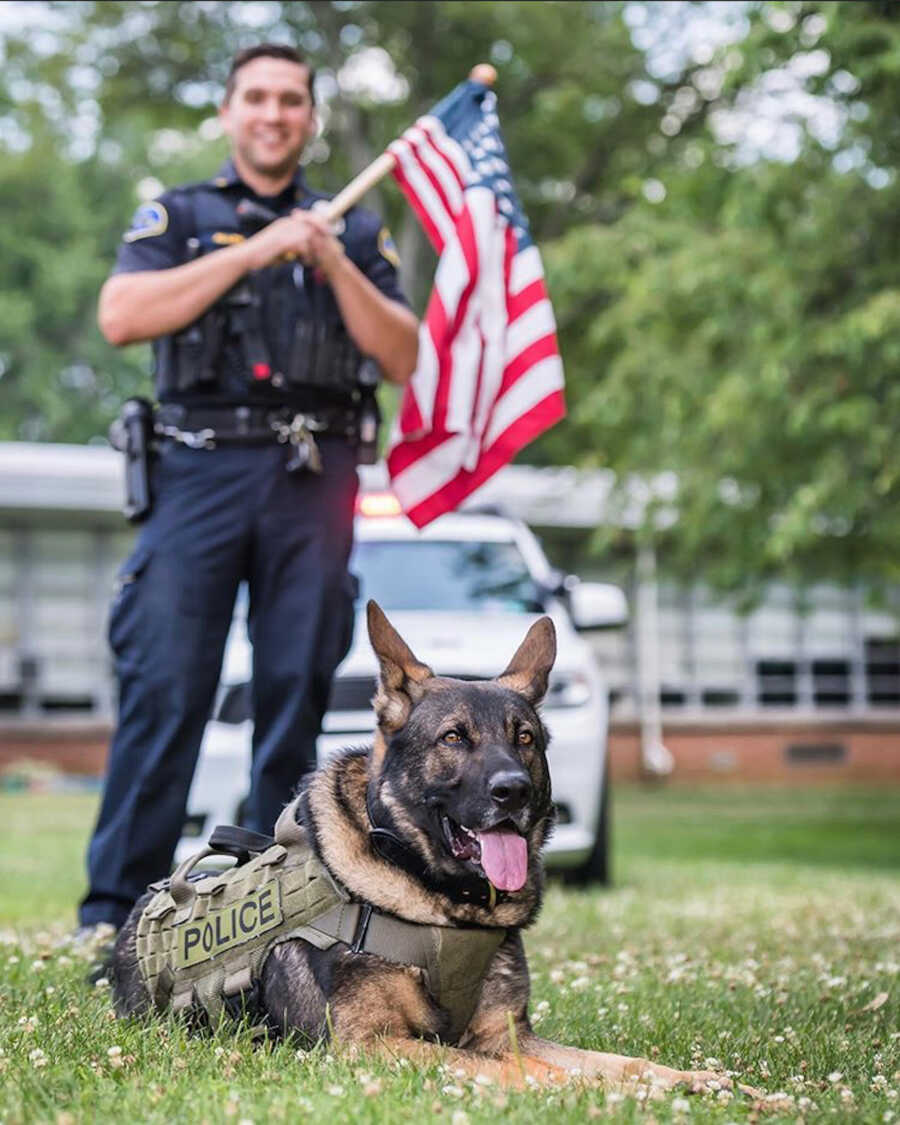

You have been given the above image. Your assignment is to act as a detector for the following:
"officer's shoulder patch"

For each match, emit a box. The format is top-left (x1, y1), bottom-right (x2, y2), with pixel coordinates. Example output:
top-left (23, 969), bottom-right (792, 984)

top-left (123, 201), bottom-right (169, 243)
top-left (378, 226), bottom-right (401, 268)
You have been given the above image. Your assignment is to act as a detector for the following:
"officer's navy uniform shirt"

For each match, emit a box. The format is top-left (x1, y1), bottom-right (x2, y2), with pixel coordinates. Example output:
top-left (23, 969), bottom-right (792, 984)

top-left (114, 159), bottom-right (408, 407)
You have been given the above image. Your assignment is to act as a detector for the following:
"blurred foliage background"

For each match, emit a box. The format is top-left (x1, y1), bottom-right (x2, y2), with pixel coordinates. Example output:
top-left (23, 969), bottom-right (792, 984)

top-left (0, 0), bottom-right (898, 589)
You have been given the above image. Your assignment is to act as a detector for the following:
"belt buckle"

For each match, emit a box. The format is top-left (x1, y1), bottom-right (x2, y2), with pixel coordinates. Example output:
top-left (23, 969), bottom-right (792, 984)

top-left (155, 423), bottom-right (216, 450)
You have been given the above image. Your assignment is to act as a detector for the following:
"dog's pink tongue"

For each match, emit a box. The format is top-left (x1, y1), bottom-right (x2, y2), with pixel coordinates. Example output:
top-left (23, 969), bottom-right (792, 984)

top-left (477, 829), bottom-right (528, 892)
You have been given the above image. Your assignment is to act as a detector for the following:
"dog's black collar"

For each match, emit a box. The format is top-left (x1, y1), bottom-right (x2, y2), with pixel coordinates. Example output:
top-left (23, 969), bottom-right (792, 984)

top-left (366, 789), bottom-right (503, 910)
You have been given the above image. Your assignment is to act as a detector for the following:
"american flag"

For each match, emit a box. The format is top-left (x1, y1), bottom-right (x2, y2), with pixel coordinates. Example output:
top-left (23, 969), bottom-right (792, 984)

top-left (385, 78), bottom-right (566, 528)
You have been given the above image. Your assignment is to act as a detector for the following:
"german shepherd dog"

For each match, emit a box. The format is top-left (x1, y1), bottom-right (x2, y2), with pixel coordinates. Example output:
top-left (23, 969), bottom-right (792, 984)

top-left (110, 602), bottom-right (747, 1093)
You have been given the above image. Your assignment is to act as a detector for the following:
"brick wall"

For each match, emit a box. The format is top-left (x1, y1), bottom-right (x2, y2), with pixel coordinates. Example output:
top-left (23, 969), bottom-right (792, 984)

top-left (2, 716), bottom-right (900, 784)
top-left (608, 716), bottom-right (900, 782)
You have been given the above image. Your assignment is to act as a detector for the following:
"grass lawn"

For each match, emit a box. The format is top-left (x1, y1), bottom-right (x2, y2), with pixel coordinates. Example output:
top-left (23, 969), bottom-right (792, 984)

top-left (1, 783), bottom-right (898, 1123)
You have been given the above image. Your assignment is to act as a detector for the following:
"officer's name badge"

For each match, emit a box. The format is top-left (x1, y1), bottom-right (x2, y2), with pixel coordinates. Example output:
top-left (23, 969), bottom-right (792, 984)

top-left (177, 881), bottom-right (283, 967)
top-left (123, 202), bottom-right (168, 243)
top-left (212, 231), bottom-right (245, 246)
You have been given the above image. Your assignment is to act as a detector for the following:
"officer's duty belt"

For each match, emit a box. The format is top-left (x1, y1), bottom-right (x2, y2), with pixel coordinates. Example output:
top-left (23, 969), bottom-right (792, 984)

top-left (154, 404), bottom-right (356, 450)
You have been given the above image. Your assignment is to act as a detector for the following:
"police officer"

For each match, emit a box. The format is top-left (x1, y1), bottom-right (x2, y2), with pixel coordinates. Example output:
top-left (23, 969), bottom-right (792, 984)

top-left (78, 43), bottom-right (418, 933)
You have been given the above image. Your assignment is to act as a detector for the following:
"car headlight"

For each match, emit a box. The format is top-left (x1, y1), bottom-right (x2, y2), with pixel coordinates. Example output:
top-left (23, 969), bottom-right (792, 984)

top-left (545, 670), bottom-right (593, 709)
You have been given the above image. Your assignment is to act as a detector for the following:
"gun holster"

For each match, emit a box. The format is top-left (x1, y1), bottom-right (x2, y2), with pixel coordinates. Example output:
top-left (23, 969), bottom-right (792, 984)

top-left (109, 397), bottom-right (155, 523)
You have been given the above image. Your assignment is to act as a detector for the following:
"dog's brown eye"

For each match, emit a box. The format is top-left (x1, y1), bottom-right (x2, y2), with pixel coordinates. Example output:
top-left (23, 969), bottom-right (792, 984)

top-left (441, 730), bottom-right (463, 745)
top-left (518, 729), bottom-right (534, 745)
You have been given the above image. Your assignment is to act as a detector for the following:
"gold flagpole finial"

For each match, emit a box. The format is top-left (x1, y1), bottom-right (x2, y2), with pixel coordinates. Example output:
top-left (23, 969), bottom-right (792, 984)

top-left (469, 64), bottom-right (497, 87)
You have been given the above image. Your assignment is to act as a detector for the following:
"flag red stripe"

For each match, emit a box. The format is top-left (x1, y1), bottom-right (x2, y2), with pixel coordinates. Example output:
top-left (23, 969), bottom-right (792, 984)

top-left (431, 205), bottom-right (480, 433)
top-left (399, 135), bottom-right (456, 229)
top-left (390, 159), bottom-right (445, 252)
top-left (506, 277), bottom-right (547, 323)
top-left (398, 385), bottom-right (425, 435)
top-left (420, 126), bottom-right (468, 194)
top-left (400, 391), bottom-right (566, 528)
top-left (386, 427), bottom-right (454, 476)
top-left (500, 333), bottom-right (560, 395)
top-left (419, 119), bottom-right (469, 190)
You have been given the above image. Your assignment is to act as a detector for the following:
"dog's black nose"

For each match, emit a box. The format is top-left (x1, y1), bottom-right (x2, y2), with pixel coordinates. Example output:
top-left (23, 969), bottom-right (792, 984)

top-left (488, 769), bottom-right (531, 812)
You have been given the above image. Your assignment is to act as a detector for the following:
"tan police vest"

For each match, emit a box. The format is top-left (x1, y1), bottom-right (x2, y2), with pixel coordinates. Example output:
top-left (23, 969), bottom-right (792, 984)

top-left (135, 796), bottom-right (506, 1040)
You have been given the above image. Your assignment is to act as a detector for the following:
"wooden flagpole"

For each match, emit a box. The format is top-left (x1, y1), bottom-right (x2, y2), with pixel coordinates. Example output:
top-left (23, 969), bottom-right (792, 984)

top-left (323, 64), bottom-right (498, 222)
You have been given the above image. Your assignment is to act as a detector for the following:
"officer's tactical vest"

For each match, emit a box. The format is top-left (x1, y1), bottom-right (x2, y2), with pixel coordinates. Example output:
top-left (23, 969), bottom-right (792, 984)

top-left (136, 797), bottom-right (506, 1040)
top-left (153, 184), bottom-right (364, 401)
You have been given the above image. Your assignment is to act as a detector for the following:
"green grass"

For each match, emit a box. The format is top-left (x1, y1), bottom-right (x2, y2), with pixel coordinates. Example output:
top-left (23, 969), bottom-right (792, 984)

top-left (1, 785), bottom-right (898, 1123)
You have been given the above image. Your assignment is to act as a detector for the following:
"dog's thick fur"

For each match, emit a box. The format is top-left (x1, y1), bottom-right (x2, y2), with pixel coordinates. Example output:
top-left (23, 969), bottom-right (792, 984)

top-left (110, 602), bottom-right (744, 1092)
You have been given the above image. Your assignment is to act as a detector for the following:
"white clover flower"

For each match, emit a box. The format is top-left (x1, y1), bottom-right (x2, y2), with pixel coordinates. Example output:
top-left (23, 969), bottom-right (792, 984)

top-left (326, 1086), bottom-right (344, 1097)
top-left (828, 1071), bottom-right (844, 1084)
top-left (451, 1112), bottom-right (470, 1125)
top-left (441, 1084), bottom-right (464, 1098)
top-left (29, 1048), bottom-right (48, 1068)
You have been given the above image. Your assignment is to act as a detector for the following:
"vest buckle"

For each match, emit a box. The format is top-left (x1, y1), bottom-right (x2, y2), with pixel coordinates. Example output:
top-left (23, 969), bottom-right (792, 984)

top-left (350, 904), bottom-right (374, 954)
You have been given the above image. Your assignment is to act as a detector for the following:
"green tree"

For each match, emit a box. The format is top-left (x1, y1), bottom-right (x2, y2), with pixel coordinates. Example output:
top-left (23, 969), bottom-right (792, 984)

top-left (0, 1), bottom-right (677, 441)
top-left (1, 1), bottom-right (899, 590)
top-left (541, 1), bottom-right (900, 588)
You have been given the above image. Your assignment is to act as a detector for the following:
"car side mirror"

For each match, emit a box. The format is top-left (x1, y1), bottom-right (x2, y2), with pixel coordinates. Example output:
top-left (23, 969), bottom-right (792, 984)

top-left (567, 580), bottom-right (628, 630)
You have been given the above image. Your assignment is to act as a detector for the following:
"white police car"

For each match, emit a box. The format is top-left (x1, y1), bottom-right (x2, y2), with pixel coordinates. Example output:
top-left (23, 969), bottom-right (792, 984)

top-left (178, 498), bottom-right (626, 884)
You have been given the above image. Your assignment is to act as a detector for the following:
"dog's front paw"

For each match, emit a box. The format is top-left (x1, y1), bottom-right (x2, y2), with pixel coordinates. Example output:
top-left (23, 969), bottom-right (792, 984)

top-left (682, 1071), bottom-right (763, 1099)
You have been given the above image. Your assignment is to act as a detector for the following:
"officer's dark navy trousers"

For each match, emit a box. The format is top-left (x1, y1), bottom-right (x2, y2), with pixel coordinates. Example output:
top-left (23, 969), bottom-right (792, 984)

top-left (80, 438), bottom-right (358, 927)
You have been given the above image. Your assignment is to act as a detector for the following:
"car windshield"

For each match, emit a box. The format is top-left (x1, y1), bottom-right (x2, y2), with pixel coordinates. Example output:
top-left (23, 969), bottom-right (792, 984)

top-left (352, 539), bottom-right (545, 613)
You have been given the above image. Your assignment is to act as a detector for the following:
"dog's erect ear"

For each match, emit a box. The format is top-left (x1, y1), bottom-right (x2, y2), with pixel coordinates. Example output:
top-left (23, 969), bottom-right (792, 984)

top-left (496, 616), bottom-right (557, 705)
top-left (367, 600), bottom-right (434, 739)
